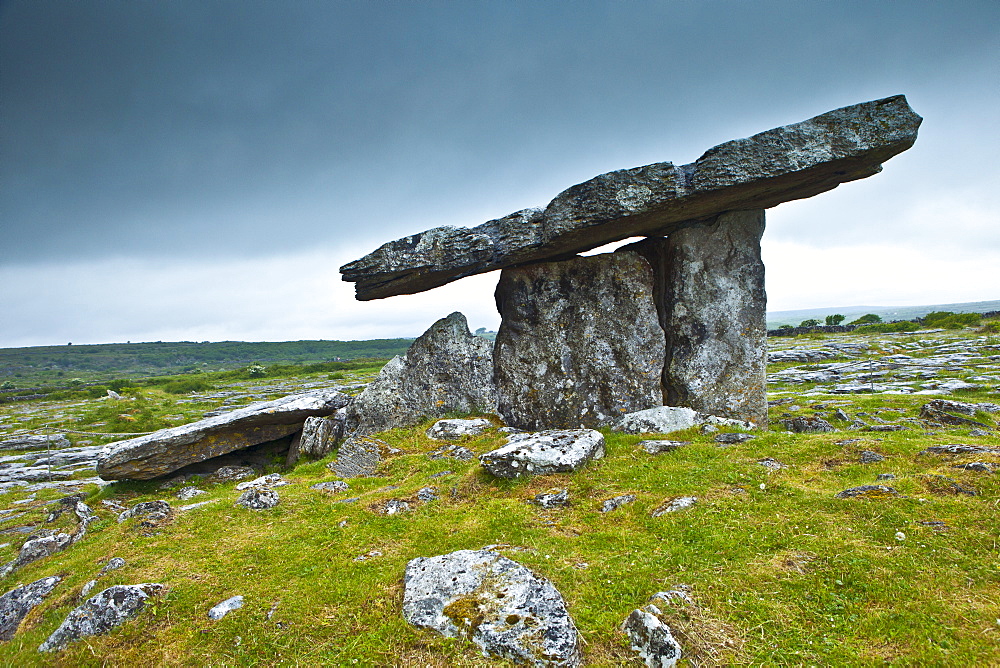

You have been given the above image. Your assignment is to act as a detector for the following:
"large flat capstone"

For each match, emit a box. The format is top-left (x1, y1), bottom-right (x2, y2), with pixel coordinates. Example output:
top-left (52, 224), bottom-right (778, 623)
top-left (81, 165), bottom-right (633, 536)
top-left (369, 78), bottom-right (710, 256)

top-left (342, 95), bottom-right (920, 300)
top-left (96, 389), bottom-right (351, 480)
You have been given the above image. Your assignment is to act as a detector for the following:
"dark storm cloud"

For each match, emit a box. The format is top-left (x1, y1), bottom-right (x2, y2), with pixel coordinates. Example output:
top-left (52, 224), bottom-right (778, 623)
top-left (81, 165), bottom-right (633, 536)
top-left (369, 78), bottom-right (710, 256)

top-left (3, 0), bottom-right (997, 265)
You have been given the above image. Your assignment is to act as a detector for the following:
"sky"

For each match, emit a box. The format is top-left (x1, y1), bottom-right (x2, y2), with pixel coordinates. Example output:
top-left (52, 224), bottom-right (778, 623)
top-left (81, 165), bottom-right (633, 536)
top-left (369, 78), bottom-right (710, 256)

top-left (2, 0), bottom-right (998, 348)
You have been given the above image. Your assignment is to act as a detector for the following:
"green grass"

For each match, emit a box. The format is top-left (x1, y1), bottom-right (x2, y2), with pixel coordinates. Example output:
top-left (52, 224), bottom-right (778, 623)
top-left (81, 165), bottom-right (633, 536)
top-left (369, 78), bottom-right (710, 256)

top-left (0, 330), bottom-right (997, 665)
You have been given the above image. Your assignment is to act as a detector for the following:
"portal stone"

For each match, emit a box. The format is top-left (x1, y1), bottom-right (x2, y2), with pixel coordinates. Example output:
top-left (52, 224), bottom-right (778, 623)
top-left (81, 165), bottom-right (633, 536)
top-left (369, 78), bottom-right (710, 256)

top-left (493, 251), bottom-right (665, 430)
top-left (627, 210), bottom-right (768, 426)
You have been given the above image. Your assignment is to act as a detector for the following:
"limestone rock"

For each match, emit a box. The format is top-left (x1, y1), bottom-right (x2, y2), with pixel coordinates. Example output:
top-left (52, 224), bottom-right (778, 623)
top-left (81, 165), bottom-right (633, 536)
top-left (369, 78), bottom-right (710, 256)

top-left (493, 252), bottom-right (665, 430)
top-left (311, 480), bottom-right (350, 492)
top-left (286, 411), bottom-right (348, 466)
top-left (480, 430), bottom-right (605, 479)
top-left (176, 486), bottom-right (206, 501)
top-left (328, 436), bottom-right (388, 478)
top-left (426, 418), bottom-right (492, 441)
top-left (532, 489), bottom-right (569, 509)
top-left (835, 485), bottom-right (900, 499)
top-left (236, 488), bottom-right (279, 510)
top-left (924, 399), bottom-right (1000, 415)
top-left (650, 497), bottom-right (697, 516)
top-left (623, 604), bottom-right (682, 667)
top-left (98, 557), bottom-right (126, 576)
top-left (235, 473), bottom-right (287, 490)
top-left (614, 406), bottom-right (753, 435)
top-left (0, 434), bottom-right (71, 451)
top-left (402, 549), bottom-right (581, 667)
top-left (0, 576), bottom-right (61, 641)
top-left (624, 211), bottom-right (768, 426)
top-left (342, 96), bottom-right (920, 300)
top-left (600, 494), bottom-right (636, 513)
top-left (210, 465), bottom-right (256, 482)
top-left (38, 583), bottom-right (164, 652)
top-left (208, 595), bottom-right (244, 620)
top-left (639, 440), bottom-right (689, 454)
top-left (427, 443), bottom-right (475, 460)
top-left (118, 500), bottom-right (171, 524)
top-left (714, 432), bottom-right (756, 445)
top-left (97, 389), bottom-right (351, 481)
top-left (347, 313), bottom-right (497, 436)
top-left (782, 416), bottom-right (836, 433)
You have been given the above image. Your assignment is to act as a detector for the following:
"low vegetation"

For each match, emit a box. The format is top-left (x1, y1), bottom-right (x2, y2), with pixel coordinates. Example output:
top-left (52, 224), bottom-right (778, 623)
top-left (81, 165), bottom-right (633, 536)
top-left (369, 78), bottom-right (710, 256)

top-left (0, 327), bottom-right (996, 665)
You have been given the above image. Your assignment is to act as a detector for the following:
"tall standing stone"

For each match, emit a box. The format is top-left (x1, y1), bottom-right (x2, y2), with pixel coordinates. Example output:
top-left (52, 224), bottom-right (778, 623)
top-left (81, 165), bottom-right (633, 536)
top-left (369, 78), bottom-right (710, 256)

top-left (658, 209), bottom-right (767, 425)
top-left (493, 251), bottom-right (665, 430)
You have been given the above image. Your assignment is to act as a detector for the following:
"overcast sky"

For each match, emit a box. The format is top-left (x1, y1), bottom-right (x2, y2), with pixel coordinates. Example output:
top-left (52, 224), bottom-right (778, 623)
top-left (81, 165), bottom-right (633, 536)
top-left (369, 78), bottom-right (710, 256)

top-left (2, 1), bottom-right (998, 348)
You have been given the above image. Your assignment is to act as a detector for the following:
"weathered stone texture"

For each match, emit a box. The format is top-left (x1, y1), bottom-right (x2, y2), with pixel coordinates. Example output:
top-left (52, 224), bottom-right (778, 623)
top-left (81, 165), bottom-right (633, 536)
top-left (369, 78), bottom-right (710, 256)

top-left (0, 576), bottom-right (61, 641)
top-left (38, 583), bottom-right (164, 652)
top-left (347, 312), bottom-right (497, 436)
top-left (493, 252), bottom-right (665, 430)
top-left (97, 390), bottom-right (351, 481)
top-left (403, 549), bottom-right (581, 667)
top-left (342, 96), bottom-right (920, 300)
top-left (480, 429), bottom-right (605, 479)
top-left (634, 210), bottom-right (768, 426)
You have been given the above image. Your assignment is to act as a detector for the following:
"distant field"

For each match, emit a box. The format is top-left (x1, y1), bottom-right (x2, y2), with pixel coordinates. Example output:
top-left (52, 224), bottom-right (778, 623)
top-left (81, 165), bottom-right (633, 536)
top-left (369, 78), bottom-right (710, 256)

top-left (767, 299), bottom-right (1000, 328)
top-left (0, 338), bottom-right (414, 389)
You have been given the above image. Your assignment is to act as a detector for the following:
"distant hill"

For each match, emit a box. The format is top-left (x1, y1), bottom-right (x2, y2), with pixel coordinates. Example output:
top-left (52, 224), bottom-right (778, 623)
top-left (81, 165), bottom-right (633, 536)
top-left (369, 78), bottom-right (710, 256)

top-left (766, 299), bottom-right (1000, 328)
top-left (0, 338), bottom-right (414, 388)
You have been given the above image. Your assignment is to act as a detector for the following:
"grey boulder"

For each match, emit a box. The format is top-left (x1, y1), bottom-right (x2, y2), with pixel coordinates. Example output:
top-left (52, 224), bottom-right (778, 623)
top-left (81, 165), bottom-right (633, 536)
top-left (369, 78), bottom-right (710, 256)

top-left (97, 389), bottom-right (351, 480)
top-left (480, 430), bottom-right (605, 479)
top-left (402, 549), bottom-right (581, 667)
top-left (0, 434), bottom-right (71, 451)
top-left (346, 312), bottom-right (497, 436)
top-left (426, 418), bottom-right (492, 441)
top-left (286, 411), bottom-right (348, 466)
top-left (236, 488), bottom-right (279, 510)
top-left (38, 583), bottom-right (164, 652)
top-left (327, 436), bottom-right (390, 478)
top-left (0, 575), bottom-right (61, 641)
top-left (623, 604), bottom-right (682, 667)
top-left (208, 595), bottom-right (244, 620)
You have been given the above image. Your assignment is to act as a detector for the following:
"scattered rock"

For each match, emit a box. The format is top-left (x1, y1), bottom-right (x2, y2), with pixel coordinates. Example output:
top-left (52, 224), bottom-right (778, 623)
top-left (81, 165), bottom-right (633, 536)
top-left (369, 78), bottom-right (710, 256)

top-left (758, 458), bottom-right (787, 471)
top-left (0, 575), bottom-right (61, 641)
top-left (328, 436), bottom-right (389, 478)
top-left (923, 399), bottom-right (1000, 415)
top-left (354, 549), bottom-right (383, 562)
top-left (98, 557), bottom-right (126, 576)
top-left (236, 488), bottom-right (279, 510)
top-left (920, 444), bottom-right (1000, 456)
top-left (876, 473), bottom-right (897, 480)
top-left (235, 473), bottom-right (287, 491)
top-left (118, 501), bottom-right (171, 524)
top-left (622, 603), bottom-right (682, 668)
top-left (614, 406), bottom-right (753, 435)
top-left (38, 583), bottom-right (164, 652)
top-left (346, 313), bottom-right (497, 436)
top-left (208, 595), bottom-right (244, 620)
top-left (427, 444), bottom-right (475, 460)
top-left (209, 465), bottom-right (257, 483)
top-left (835, 485), bottom-right (900, 499)
top-left (639, 440), bottom-right (689, 454)
top-left (532, 489), bottom-right (569, 509)
top-left (97, 389), bottom-right (351, 481)
top-left (416, 487), bottom-right (438, 502)
top-left (859, 450), bottom-right (885, 464)
top-left (919, 404), bottom-right (992, 429)
top-left (650, 497), bottom-right (697, 516)
top-left (480, 430), bottom-right (605, 479)
top-left (600, 494), bottom-right (636, 513)
top-left (952, 462), bottom-right (995, 473)
top-left (402, 549), bottom-right (581, 667)
top-left (917, 474), bottom-right (977, 496)
top-left (311, 481), bottom-right (350, 493)
top-left (782, 416), bottom-right (835, 433)
top-left (176, 486), bottom-right (206, 501)
top-left (714, 433), bottom-right (756, 445)
top-left (381, 499), bottom-right (411, 515)
top-left (426, 418), bottom-right (492, 441)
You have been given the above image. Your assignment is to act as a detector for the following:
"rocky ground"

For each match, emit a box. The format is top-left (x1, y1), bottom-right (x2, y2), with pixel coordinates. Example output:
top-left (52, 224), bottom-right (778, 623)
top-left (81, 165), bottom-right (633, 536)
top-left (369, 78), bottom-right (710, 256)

top-left (0, 327), bottom-right (995, 664)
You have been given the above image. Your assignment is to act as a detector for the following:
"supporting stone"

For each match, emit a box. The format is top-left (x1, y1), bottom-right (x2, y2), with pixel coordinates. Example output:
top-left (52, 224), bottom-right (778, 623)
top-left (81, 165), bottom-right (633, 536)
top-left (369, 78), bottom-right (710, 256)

top-left (630, 210), bottom-right (768, 426)
top-left (493, 251), bottom-right (664, 430)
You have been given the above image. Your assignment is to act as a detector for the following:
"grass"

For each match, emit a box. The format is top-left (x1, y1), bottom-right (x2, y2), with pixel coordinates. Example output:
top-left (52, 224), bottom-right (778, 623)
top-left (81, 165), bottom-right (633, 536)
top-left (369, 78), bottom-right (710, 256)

top-left (0, 329), bottom-right (996, 665)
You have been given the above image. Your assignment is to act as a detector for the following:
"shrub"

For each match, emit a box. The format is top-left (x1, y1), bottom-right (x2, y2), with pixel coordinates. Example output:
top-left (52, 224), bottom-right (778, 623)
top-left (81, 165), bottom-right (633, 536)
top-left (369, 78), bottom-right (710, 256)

top-left (162, 378), bottom-right (214, 395)
top-left (825, 314), bottom-right (845, 326)
top-left (799, 319), bottom-right (822, 327)
top-left (923, 311), bottom-right (981, 329)
top-left (848, 313), bottom-right (882, 325)
top-left (247, 363), bottom-right (267, 377)
top-left (854, 321), bottom-right (919, 334)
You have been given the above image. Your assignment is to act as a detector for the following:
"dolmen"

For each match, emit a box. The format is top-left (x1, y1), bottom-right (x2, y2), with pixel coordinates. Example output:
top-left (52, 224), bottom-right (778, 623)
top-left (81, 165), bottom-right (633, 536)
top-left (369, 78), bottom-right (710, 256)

top-left (342, 95), bottom-right (921, 429)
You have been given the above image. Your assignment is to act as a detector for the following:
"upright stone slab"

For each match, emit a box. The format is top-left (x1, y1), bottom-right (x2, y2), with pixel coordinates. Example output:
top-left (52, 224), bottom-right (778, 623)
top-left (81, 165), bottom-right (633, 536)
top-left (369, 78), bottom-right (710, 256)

top-left (493, 251), bottom-right (665, 430)
top-left (632, 210), bottom-right (767, 425)
top-left (347, 312), bottom-right (497, 435)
